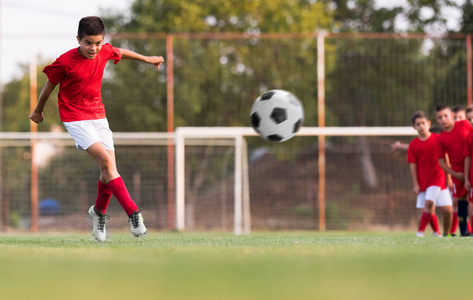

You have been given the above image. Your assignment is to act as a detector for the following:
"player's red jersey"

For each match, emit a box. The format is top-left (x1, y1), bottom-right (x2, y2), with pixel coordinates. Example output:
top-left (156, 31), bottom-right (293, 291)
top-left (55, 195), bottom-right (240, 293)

top-left (437, 120), bottom-right (473, 172)
top-left (437, 120), bottom-right (473, 197)
top-left (408, 134), bottom-right (446, 191)
top-left (43, 43), bottom-right (121, 122)
top-left (463, 131), bottom-right (473, 184)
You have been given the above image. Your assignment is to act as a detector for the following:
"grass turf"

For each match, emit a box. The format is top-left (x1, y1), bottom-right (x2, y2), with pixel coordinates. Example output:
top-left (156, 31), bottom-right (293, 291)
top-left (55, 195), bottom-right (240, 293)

top-left (0, 231), bottom-right (471, 300)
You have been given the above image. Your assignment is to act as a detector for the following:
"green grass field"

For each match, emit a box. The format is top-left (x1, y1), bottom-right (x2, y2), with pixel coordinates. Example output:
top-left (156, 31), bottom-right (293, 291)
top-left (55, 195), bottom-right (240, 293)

top-left (0, 231), bottom-right (471, 300)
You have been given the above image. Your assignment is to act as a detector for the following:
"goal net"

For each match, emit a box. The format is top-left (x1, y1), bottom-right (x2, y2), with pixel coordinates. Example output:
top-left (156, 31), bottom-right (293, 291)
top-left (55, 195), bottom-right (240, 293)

top-left (0, 126), bottom-right (420, 233)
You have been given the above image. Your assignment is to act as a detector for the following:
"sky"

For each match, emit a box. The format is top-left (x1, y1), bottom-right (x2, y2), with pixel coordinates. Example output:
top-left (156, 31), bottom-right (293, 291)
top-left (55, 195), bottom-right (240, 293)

top-left (0, 0), bottom-right (466, 84)
top-left (0, 0), bottom-right (131, 83)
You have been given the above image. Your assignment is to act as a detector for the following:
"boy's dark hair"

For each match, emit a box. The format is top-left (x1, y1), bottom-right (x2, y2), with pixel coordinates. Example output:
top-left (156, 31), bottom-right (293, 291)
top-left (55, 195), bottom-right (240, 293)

top-left (435, 104), bottom-right (451, 113)
top-left (466, 105), bottom-right (473, 114)
top-left (78, 16), bottom-right (105, 40)
top-left (451, 104), bottom-right (466, 113)
top-left (411, 111), bottom-right (429, 125)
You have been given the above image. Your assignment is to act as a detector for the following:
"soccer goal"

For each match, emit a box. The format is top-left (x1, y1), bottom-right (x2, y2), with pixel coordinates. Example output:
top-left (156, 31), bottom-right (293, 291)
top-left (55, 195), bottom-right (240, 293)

top-left (174, 126), bottom-right (417, 234)
top-left (0, 126), bottom-right (418, 234)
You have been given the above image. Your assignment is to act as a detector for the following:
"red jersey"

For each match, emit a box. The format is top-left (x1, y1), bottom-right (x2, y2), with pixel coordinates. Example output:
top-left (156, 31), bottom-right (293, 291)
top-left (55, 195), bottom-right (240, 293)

top-left (408, 134), bottom-right (446, 191)
top-left (437, 120), bottom-right (473, 172)
top-left (43, 43), bottom-right (121, 122)
top-left (463, 131), bottom-right (473, 182)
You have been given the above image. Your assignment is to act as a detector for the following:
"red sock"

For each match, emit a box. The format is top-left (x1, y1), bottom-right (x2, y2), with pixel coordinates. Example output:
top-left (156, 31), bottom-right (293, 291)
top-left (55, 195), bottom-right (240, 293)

top-left (429, 214), bottom-right (440, 233)
top-left (107, 177), bottom-right (138, 216)
top-left (451, 212), bottom-right (458, 234)
top-left (418, 212), bottom-right (432, 233)
top-left (468, 220), bottom-right (472, 233)
top-left (95, 179), bottom-right (113, 214)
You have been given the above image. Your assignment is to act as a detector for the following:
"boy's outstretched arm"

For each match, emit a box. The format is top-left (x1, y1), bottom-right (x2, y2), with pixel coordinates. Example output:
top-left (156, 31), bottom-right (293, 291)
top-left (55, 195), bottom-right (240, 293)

top-left (390, 141), bottom-right (409, 152)
top-left (119, 48), bottom-right (164, 69)
top-left (29, 80), bottom-right (57, 124)
top-left (439, 158), bottom-right (464, 180)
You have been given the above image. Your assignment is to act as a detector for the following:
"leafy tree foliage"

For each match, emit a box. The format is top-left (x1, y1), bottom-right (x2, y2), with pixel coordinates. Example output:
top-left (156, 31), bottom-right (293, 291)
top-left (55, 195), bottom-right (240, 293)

top-left (331, 0), bottom-right (458, 33)
top-left (2, 61), bottom-right (61, 132)
top-left (102, 0), bottom-right (332, 130)
top-left (460, 0), bottom-right (473, 33)
top-left (324, 0), bottom-right (464, 127)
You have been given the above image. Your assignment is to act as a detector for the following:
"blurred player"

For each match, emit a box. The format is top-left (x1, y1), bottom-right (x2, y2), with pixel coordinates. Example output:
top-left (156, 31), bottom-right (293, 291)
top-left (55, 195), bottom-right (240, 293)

top-left (392, 105), bottom-right (466, 153)
top-left (436, 104), bottom-right (473, 236)
top-left (452, 104), bottom-right (466, 122)
top-left (408, 111), bottom-right (452, 237)
top-left (29, 16), bottom-right (164, 242)
top-left (465, 104), bottom-right (473, 225)
top-left (449, 104), bottom-right (472, 232)
top-left (463, 109), bottom-right (473, 230)
top-left (466, 105), bottom-right (473, 126)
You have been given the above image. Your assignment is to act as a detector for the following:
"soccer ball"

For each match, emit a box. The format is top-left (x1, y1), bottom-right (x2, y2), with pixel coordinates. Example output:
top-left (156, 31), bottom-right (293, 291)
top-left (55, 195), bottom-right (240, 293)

top-left (250, 89), bottom-right (304, 142)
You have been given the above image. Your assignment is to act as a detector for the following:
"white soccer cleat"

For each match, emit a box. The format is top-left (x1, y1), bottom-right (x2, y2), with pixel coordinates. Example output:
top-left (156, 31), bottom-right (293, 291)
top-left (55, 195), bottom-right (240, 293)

top-left (432, 232), bottom-right (442, 237)
top-left (88, 205), bottom-right (109, 242)
top-left (416, 231), bottom-right (425, 237)
top-left (128, 210), bottom-right (147, 237)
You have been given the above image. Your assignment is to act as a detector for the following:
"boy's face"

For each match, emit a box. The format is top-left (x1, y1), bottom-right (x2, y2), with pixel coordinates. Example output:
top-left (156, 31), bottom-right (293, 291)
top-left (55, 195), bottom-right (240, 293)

top-left (454, 111), bottom-right (466, 122)
top-left (77, 34), bottom-right (104, 59)
top-left (436, 108), bottom-right (454, 129)
top-left (413, 117), bottom-right (431, 136)
top-left (467, 111), bottom-right (473, 126)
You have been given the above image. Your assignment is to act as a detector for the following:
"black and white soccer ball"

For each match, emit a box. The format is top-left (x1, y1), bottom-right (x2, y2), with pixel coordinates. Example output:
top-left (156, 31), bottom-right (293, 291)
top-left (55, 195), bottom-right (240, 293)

top-left (250, 89), bottom-right (304, 142)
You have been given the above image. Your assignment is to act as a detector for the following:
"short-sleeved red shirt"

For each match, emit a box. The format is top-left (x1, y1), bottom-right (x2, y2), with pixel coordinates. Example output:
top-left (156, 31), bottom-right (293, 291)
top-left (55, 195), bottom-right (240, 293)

top-left (437, 120), bottom-right (473, 172)
top-left (408, 134), bottom-right (446, 191)
top-left (43, 43), bottom-right (121, 122)
top-left (463, 131), bottom-right (473, 182)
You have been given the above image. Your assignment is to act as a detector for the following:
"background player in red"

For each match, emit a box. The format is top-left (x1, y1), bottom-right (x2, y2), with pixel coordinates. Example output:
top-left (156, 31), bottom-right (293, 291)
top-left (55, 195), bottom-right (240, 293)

top-left (436, 104), bottom-right (473, 236)
top-left (391, 104), bottom-right (467, 153)
top-left (466, 105), bottom-right (473, 126)
top-left (408, 111), bottom-right (452, 236)
top-left (452, 104), bottom-right (467, 122)
top-left (463, 113), bottom-right (473, 229)
top-left (29, 16), bottom-right (164, 242)
top-left (464, 104), bottom-right (473, 223)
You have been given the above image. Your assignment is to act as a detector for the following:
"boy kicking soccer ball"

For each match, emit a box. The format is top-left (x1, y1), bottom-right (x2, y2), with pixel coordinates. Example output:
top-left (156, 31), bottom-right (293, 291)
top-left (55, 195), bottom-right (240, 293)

top-left (29, 16), bottom-right (164, 241)
top-left (408, 111), bottom-right (452, 237)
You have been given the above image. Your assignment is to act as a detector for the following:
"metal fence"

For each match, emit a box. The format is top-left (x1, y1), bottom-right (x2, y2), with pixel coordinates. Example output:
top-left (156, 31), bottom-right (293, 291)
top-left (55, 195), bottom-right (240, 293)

top-left (1, 32), bottom-right (472, 233)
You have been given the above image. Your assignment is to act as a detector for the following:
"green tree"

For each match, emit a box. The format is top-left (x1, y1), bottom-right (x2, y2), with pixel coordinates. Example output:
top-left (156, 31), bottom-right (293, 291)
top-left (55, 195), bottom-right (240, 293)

top-left (102, 0), bottom-right (332, 131)
top-left (325, 0), bottom-right (460, 189)
top-left (2, 61), bottom-right (61, 132)
top-left (327, 0), bottom-right (461, 127)
top-left (460, 0), bottom-right (473, 32)
top-left (331, 0), bottom-right (458, 33)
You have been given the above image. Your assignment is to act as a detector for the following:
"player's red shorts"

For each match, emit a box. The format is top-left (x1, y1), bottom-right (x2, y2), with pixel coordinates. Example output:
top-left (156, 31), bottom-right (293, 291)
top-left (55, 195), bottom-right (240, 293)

top-left (452, 177), bottom-right (467, 199)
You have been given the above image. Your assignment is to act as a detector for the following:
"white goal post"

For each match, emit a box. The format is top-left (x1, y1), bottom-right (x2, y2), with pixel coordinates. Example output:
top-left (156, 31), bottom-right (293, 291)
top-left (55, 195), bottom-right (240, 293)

top-left (174, 126), bottom-right (417, 235)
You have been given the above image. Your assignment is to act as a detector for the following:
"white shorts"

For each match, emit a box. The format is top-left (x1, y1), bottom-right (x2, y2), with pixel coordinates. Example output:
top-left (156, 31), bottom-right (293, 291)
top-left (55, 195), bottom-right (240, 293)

top-left (63, 118), bottom-right (114, 151)
top-left (416, 186), bottom-right (452, 209)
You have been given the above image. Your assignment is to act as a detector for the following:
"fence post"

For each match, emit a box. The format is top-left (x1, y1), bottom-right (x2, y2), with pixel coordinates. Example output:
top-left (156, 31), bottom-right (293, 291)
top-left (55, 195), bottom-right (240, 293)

top-left (166, 34), bottom-right (175, 229)
top-left (467, 34), bottom-right (472, 106)
top-left (317, 32), bottom-right (326, 231)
